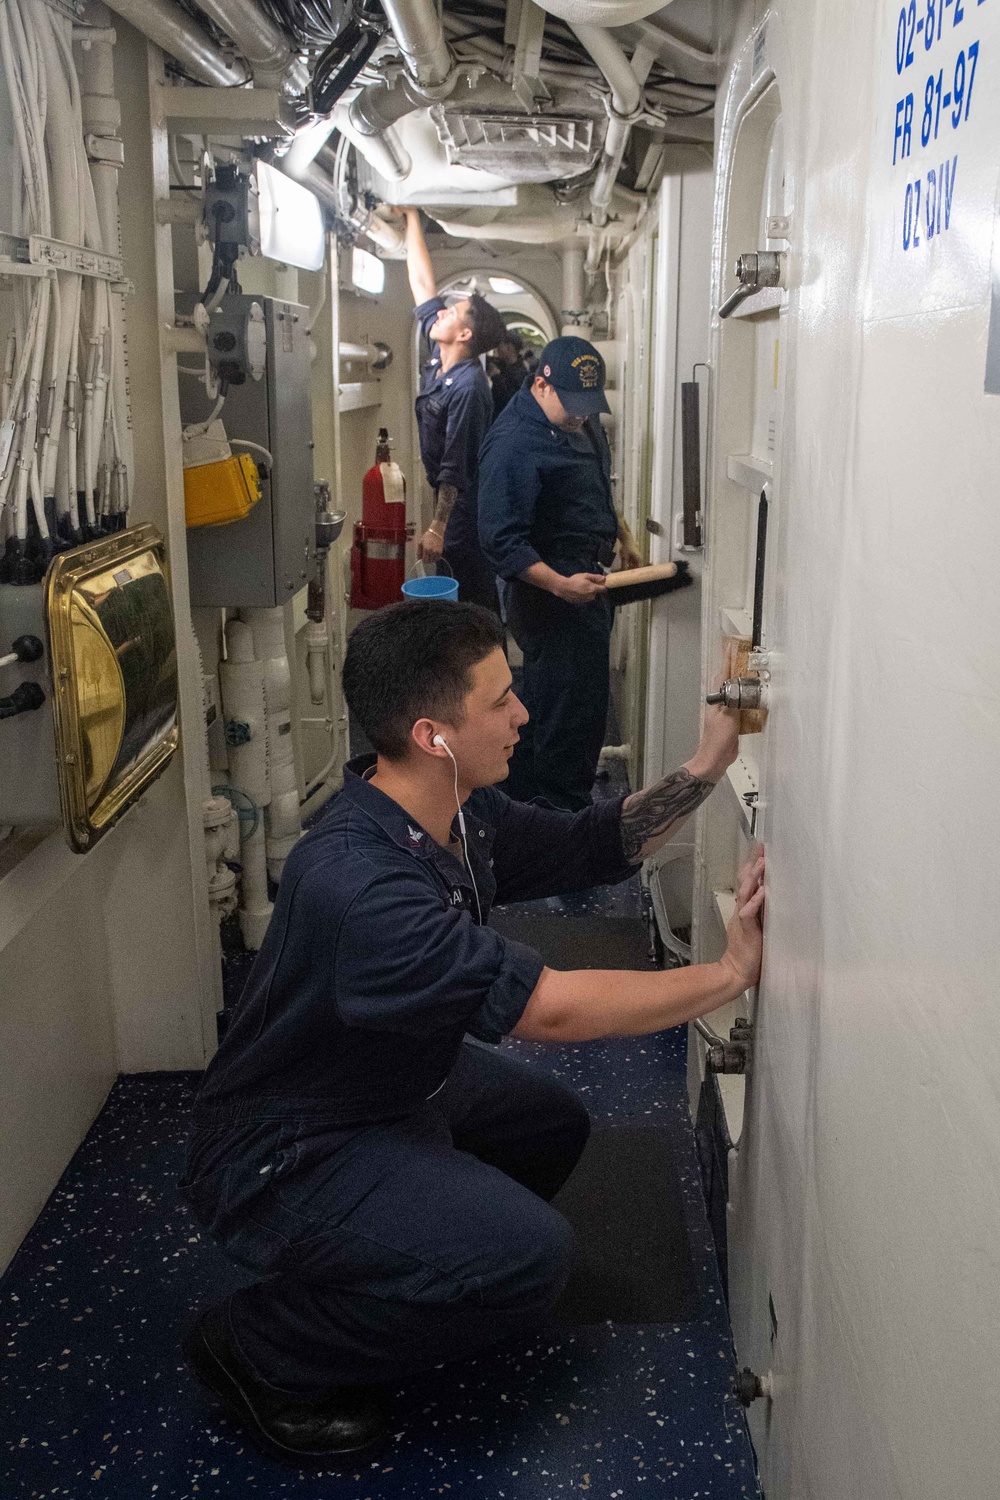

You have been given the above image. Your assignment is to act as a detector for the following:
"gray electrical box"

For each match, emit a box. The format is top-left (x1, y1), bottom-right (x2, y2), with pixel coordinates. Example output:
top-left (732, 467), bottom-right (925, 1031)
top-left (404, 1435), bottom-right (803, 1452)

top-left (182, 295), bottom-right (315, 608)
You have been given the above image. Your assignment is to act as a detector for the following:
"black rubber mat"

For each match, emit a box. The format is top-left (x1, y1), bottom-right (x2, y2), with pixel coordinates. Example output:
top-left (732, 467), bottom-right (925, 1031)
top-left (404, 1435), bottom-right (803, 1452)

top-left (489, 912), bottom-right (655, 970)
top-left (489, 911), bottom-right (695, 1322)
top-left (553, 1126), bottom-right (697, 1322)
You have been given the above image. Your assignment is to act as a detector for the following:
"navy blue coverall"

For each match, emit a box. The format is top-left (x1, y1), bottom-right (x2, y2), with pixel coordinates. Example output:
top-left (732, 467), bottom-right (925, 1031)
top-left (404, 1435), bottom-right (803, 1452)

top-left (478, 384), bottom-right (619, 810)
top-left (181, 757), bottom-right (633, 1396)
top-left (414, 296), bottom-right (497, 612)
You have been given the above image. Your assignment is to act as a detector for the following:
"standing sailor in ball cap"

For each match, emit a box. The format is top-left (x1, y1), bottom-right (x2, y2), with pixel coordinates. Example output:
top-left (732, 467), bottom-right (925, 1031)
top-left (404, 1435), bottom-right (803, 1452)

top-left (477, 336), bottom-right (642, 810)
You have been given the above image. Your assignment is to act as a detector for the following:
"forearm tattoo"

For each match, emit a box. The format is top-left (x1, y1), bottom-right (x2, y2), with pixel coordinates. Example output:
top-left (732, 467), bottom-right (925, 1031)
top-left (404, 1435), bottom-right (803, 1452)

top-left (432, 483), bottom-right (459, 530)
top-left (620, 767), bottom-right (715, 861)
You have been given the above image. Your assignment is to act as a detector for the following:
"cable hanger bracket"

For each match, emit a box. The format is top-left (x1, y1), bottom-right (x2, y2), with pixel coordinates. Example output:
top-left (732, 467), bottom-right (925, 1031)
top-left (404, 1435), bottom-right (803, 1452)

top-left (0, 232), bottom-right (123, 284)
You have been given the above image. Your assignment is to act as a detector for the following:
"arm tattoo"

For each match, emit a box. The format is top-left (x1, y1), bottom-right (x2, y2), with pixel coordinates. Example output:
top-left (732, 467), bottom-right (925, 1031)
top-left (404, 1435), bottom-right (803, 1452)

top-left (620, 767), bottom-right (715, 862)
top-left (432, 483), bottom-right (459, 530)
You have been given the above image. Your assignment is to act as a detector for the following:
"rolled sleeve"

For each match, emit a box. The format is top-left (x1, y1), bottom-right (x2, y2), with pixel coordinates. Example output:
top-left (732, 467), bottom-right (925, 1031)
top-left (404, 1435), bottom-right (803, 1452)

top-left (466, 936), bottom-right (544, 1044)
top-left (415, 295), bottom-right (446, 348)
top-left (332, 869), bottom-right (542, 1039)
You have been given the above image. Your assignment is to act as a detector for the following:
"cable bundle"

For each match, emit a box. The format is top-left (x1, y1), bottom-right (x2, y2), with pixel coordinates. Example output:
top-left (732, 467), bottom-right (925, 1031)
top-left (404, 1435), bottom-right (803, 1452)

top-left (0, 0), bottom-right (133, 584)
top-left (255, 0), bottom-right (351, 50)
top-left (440, 0), bottom-right (715, 115)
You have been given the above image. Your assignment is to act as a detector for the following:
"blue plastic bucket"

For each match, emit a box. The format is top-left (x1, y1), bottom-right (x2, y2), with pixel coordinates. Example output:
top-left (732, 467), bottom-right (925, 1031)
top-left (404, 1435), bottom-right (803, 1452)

top-left (401, 575), bottom-right (459, 601)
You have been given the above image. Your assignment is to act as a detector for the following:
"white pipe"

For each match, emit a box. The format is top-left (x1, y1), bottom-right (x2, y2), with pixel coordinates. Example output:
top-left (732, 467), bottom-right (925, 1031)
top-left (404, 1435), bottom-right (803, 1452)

top-left (569, 23), bottom-right (643, 227)
top-left (363, 210), bottom-right (407, 254)
top-left (219, 619), bottom-right (270, 806)
top-left (380, 0), bottom-right (451, 90)
top-left (242, 606), bottom-right (302, 882)
top-left (330, 102), bottom-right (410, 183)
top-left (193, 0), bottom-right (308, 94)
top-left (536, 0), bottom-right (665, 24)
top-left (306, 619), bottom-right (326, 706)
top-left (101, 0), bottom-right (247, 86)
top-left (283, 115), bottom-right (339, 179)
top-left (342, 0), bottom-right (455, 185)
top-left (238, 814), bottom-right (272, 950)
top-left (560, 245), bottom-right (591, 334)
top-left (432, 211), bottom-right (584, 244)
top-left (338, 340), bottom-right (389, 365)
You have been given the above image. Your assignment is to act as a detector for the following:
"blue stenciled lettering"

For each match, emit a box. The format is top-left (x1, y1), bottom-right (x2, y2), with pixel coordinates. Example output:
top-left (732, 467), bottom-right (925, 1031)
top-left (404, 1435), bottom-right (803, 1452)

top-left (894, 93), bottom-right (915, 160)
top-left (903, 180), bottom-right (918, 248)
top-left (901, 157), bottom-right (958, 250)
top-left (943, 153), bottom-right (957, 225)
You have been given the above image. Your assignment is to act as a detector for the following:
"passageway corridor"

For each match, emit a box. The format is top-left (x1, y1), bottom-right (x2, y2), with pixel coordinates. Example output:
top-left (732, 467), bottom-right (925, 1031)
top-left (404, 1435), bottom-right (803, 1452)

top-left (3, 806), bottom-right (758, 1498)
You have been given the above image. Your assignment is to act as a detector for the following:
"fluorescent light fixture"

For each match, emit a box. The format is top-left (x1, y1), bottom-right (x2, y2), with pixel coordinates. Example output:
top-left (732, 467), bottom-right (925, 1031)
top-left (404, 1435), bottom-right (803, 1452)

top-left (488, 276), bottom-right (524, 295)
top-left (352, 247), bottom-right (385, 296)
top-left (254, 160), bottom-right (324, 272)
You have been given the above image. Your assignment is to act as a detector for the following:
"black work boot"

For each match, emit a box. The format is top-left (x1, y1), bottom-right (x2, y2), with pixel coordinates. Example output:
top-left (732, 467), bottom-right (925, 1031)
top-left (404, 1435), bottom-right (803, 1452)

top-left (182, 1309), bottom-right (390, 1463)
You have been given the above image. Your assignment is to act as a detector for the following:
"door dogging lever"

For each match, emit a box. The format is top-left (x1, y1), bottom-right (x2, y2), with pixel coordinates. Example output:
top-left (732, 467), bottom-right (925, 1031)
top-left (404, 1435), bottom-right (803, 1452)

top-left (732, 1366), bottom-right (774, 1407)
top-left (706, 676), bottom-right (765, 711)
top-left (718, 250), bottom-right (786, 318)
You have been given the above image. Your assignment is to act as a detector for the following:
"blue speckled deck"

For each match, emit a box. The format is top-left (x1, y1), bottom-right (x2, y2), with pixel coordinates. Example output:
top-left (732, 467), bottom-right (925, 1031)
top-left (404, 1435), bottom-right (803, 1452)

top-left (2, 751), bottom-right (759, 1499)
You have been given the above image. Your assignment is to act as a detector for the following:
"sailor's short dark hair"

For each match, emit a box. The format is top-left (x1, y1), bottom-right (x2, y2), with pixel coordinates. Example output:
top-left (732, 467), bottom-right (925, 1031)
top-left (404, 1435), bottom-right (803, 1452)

top-left (342, 600), bottom-right (505, 760)
top-left (464, 293), bottom-right (509, 359)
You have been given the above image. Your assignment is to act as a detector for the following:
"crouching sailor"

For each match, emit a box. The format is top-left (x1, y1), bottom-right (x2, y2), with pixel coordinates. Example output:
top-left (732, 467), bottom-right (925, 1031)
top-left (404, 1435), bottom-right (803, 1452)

top-left (180, 599), bottom-right (765, 1465)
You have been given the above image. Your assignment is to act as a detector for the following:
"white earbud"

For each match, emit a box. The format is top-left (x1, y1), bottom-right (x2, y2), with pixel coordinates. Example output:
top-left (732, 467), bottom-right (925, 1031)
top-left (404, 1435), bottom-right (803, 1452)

top-left (432, 733), bottom-right (481, 924)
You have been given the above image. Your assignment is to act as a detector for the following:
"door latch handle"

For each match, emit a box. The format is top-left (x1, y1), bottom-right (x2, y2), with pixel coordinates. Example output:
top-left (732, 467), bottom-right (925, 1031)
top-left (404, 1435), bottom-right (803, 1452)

top-left (718, 250), bottom-right (786, 319)
top-left (706, 676), bottom-right (766, 711)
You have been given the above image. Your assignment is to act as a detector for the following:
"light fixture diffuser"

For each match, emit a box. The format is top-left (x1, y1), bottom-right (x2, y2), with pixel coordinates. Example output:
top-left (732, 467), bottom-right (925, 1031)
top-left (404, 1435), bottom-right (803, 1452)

top-left (254, 160), bottom-right (325, 272)
top-left (351, 247), bottom-right (385, 295)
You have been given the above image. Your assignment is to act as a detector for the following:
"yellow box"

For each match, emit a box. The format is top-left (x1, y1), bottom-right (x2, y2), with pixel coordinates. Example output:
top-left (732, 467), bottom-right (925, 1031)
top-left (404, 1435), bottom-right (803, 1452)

top-left (184, 452), bottom-right (261, 528)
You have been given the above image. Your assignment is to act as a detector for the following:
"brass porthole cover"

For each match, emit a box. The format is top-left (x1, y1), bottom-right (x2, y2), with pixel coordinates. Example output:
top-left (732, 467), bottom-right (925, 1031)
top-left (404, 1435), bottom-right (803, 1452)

top-left (45, 524), bottom-right (179, 852)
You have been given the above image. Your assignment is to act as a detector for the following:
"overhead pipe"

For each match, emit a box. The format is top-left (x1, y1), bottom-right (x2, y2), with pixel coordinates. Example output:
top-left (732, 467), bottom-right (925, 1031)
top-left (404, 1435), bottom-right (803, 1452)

top-left (101, 0), bottom-right (248, 86)
top-left (192, 0), bottom-right (308, 94)
top-left (561, 245), bottom-right (592, 334)
top-left (535, 0), bottom-right (665, 24)
top-left (330, 102), bottom-right (410, 182)
top-left (343, 0), bottom-right (456, 184)
top-left (379, 0), bottom-right (452, 90)
top-left (569, 22), bottom-right (643, 228)
top-left (432, 211), bottom-right (583, 245)
top-left (614, 16), bottom-right (718, 85)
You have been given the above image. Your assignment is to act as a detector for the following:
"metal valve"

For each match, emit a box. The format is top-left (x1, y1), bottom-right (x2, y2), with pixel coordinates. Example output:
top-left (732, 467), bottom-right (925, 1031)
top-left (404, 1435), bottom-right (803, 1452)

top-left (706, 676), bottom-right (765, 711)
top-left (718, 250), bottom-right (786, 319)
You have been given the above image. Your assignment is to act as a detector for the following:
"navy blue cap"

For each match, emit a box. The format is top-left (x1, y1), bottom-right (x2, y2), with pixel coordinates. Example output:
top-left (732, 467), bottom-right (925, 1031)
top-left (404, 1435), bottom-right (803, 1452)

top-left (536, 336), bottom-right (610, 417)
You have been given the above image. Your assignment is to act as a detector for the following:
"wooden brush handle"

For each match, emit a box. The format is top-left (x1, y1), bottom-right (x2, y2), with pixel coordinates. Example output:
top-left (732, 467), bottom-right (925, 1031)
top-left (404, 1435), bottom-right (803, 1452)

top-left (604, 562), bottom-right (678, 590)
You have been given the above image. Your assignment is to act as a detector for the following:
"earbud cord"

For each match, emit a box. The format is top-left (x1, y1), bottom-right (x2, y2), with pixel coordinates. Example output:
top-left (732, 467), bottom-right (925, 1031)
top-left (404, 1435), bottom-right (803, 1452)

top-left (443, 741), bottom-right (482, 925)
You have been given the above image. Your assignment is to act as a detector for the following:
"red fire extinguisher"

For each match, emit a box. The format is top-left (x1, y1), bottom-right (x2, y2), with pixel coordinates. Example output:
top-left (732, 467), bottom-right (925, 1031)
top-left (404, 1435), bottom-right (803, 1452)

top-left (350, 428), bottom-right (412, 610)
